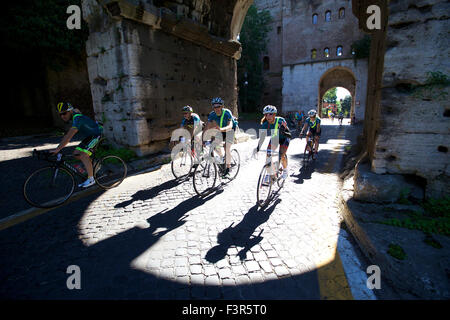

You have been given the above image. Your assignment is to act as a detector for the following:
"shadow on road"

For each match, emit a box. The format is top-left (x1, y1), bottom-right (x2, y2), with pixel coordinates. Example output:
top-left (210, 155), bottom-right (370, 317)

top-left (205, 199), bottom-right (281, 264)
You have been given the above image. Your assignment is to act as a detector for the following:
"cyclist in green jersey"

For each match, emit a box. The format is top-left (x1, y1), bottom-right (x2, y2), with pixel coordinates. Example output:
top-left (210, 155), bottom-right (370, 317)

top-left (300, 109), bottom-right (321, 157)
top-left (50, 102), bottom-right (103, 188)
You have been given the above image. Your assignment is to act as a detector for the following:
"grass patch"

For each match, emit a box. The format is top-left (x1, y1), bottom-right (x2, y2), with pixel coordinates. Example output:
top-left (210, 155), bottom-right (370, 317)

top-left (376, 196), bottom-right (450, 236)
top-left (95, 144), bottom-right (137, 163)
top-left (387, 243), bottom-right (406, 260)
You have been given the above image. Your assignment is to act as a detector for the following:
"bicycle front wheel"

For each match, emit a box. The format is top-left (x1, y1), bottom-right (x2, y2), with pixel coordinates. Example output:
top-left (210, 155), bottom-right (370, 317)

top-left (171, 149), bottom-right (193, 179)
top-left (256, 164), bottom-right (272, 208)
top-left (23, 166), bottom-right (75, 208)
top-left (94, 155), bottom-right (127, 189)
top-left (193, 159), bottom-right (217, 196)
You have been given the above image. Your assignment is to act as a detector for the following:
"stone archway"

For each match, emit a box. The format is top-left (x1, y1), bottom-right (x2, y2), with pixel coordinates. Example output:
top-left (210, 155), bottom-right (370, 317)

top-left (318, 67), bottom-right (356, 119)
top-left (81, 0), bottom-right (253, 156)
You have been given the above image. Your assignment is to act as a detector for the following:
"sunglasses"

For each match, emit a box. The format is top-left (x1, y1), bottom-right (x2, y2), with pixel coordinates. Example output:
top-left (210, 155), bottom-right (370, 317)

top-left (266, 113), bottom-right (275, 116)
top-left (213, 105), bottom-right (222, 108)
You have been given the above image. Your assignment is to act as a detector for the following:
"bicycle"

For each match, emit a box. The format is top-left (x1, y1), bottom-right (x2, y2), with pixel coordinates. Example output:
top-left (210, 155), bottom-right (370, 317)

top-left (23, 138), bottom-right (127, 208)
top-left (300, 133), bottom-right (317, 164)
top-left (255, 150), bottom-right (286, 208)
top-left (192, 140), bottom-right (240, 197)
top-left (170, 139), bottom-right (202, 180)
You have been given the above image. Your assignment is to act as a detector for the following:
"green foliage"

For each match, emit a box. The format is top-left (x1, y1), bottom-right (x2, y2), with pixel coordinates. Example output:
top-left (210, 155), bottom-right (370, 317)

top-left (351, 35), bottom-right (371, 59)
top-left (387, 243), bottom-right (406, 260)
top-left (323, 88), bottom-right (337, 104)
top-left (376, 197), bottom-right (450, 236)
top-left (412, 71), bottom-right (449, 101)
top-left (341, 95), bottom-right (352, 116)
top-left (424, 234), bottom-right (442, 249)
top-left (0, 0), bottom-right (89, 67)
top-left (96, 144), bottom-right (137, 163)
top-left (422, 196), bottom-right (450, 218)
top-left (398, 187), bottom-right (412, 205)
top-left (237, 5), bottom-right (273, 113)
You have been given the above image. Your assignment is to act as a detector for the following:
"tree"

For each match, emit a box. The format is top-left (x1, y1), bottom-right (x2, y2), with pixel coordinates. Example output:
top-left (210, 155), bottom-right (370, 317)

top-left (323, 88), bottom-right (337, 104)
top-left (341, 95), bottom-right (352, 116)
top-left (237, 5), bottom-right (272, 113)
top-left (0, 0), bottom-right (89, 68)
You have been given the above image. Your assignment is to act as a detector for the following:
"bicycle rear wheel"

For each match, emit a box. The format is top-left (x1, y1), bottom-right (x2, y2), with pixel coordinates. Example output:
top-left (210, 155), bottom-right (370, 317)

top-left (94, 155), bottom-right (127, 189)
top-left (193, 159), bottom-right (217, 196)
top-left (228, 149), bottom-right (241, 180)
top-left (171, 149), bottom-right (193, 179)
top-left (23, 166), bottom-right (75, 208)
top-left (257, 164), bottom-right (272, 207)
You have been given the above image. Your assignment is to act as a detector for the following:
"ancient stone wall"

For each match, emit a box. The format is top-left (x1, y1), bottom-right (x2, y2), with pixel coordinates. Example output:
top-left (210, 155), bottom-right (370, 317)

top-left (370, 0), bottom-right (450, 198)
top-left (82, 0), bottom-right (248, 156)
top-left (282, 59), bottom-right (368, 120)
top-left (255, 0), bottom-right (368, 115)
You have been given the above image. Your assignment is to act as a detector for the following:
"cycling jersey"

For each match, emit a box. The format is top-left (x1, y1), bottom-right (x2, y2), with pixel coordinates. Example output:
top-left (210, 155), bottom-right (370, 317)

top-left (72, 113), bottom-right (103, 138)
top-left (305, 116), bottom-right (321, 136)
top-left (208, 108), bottom-right (237, 130)
top-left (181, 113), bottom-right (202, 129)
top-left (260, 117), bottom-right (291, 140)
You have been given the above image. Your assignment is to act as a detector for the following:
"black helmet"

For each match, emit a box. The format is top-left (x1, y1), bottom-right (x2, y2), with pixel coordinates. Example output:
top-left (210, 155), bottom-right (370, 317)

top-left (57, 102), bottom-right (74, 114)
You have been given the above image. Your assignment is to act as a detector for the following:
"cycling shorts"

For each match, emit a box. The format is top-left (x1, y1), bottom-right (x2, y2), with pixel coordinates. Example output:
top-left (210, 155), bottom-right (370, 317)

top-left (76, 135), bottom-right (102, 156)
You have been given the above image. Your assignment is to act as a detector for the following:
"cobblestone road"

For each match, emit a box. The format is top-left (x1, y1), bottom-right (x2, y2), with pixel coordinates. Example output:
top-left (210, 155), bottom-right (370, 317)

top-left (0, 120), bottom-right (376, 299)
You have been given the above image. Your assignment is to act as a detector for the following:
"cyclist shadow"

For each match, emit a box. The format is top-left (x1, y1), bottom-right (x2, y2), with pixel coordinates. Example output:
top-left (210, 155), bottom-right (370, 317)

top-left (205, 199), bottom-right (281, 264)
top-left (291, 161), bottom-right (315, 185)
top-left (114, 179), bottom-right (183, 208)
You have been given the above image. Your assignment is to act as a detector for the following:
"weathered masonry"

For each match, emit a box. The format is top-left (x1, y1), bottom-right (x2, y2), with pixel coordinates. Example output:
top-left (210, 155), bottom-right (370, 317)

top-left (256, 0), bottom-right (368, 122)
top-left (82, 0), bottom-right (251, 155)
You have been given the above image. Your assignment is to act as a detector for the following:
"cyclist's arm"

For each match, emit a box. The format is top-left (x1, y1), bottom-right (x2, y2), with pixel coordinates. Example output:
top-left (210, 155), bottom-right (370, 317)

top-left (51, 127), bottom-right (78, 154)
top-left (220, 119), bottom-right (233, 132)
top-left (300, 123), bottom-right (308, 135)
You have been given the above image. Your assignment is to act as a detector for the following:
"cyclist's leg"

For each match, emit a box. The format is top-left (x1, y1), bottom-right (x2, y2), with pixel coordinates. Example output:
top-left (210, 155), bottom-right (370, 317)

top-left (75, 136), bottom-right (98, 178)
top-left (314, 133), bottom-right (320, 153)
top-left (279, 138), bottom-right (290, 170)
top-left (224, 130), bottom-right (235, 169)
top-left (306, 131), bottom-right (312, 151)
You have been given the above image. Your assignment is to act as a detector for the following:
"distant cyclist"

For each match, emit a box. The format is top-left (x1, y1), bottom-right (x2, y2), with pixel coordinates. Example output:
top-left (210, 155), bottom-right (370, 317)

top-left (254, 105), bottom-right (291, 179)
top-left (204, 97), bottom-right (237, 178)
top-left (300, 109), bottom-right (321, 157)
top-left (50, 102), bottom-right (103, 188)
top-left (294, 110), bottom-right (305, 130)
top-left (338, 111), bottom-right (344, 125)
top-left (172, 105), bottom-right (204, 156)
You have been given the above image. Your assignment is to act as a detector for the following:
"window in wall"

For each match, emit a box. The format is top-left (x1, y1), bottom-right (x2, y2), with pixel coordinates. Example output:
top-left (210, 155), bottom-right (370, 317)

top-left (311, 49), bottom-right (317, 59)
top-left (263, 56), bottom-right (270, 70)
top-left (339, 8), bottom-right (345, 19)
top-left (337, 46), bottom-right (343, 56)
top-left (324, 48), bottom-right (330, 58)
top-left (325, 11), bottom-right (331, 22)
top-left (312, 14), bottom-right (318, 24)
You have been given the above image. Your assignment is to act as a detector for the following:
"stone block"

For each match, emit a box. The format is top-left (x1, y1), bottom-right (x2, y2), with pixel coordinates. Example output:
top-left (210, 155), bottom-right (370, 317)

top-left (354, 163), bottom-right (424, 203)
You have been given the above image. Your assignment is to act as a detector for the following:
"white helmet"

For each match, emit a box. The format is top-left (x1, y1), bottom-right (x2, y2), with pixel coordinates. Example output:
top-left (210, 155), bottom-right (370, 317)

top-left (263, 105), bottom-right (277, 114)
top-left (308, 109), bottom-right (317, 117)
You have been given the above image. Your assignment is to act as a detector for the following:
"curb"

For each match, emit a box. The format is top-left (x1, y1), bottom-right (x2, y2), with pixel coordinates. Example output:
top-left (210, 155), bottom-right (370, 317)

top-left (338, 178), bottom-right (449, 299)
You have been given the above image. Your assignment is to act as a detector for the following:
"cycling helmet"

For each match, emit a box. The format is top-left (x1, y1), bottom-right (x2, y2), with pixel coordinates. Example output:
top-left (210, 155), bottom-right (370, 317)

top-left (308, 109), bottom-right (317, 117)
top-left (56, 102), bottom-right (74, 114)
top-left (211, 97), bottom-right (224, 106)
top-left (182, 105), bottom-right (193, 112)
top-left (263, 105), bottom-right (277, 114)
